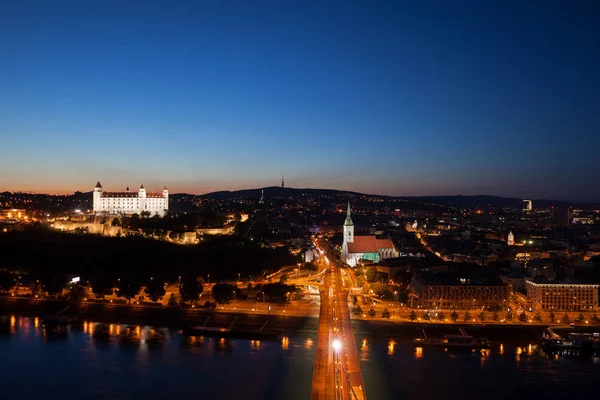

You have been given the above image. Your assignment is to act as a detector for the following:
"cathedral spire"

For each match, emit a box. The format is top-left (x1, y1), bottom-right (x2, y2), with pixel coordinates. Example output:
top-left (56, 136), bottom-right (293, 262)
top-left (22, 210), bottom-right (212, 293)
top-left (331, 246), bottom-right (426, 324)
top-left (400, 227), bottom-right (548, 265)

top-left (344, 202), bottom-right (353, 226)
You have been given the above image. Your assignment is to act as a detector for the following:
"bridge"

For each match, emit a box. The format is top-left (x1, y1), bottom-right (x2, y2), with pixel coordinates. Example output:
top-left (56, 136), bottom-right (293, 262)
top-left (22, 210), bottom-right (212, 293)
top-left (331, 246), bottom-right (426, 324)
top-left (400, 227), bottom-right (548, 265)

top-left (311, 246), bottom-right (366, 400)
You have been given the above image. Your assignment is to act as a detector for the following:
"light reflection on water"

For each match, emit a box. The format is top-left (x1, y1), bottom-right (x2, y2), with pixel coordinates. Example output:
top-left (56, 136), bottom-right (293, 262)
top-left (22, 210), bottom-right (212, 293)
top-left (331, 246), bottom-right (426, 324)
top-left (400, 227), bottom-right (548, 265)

top-left (359, 336), bottom-right (600, 400)
top-left (4, 316), bottom-right (600, 400)
top-left (0, 316), bottom-right (316, 400)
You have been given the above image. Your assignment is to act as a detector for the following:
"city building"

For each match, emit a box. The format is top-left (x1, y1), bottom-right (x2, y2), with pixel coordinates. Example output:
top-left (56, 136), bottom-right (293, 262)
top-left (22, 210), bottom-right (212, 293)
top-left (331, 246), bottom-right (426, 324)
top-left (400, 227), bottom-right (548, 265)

top-left (0, 209), bottom-right (27, 221)
top-left (93, 182), bottom-right (168, 217)
top-left (525, 279), bottom-right (599, 311)
top-left (340, 203), bottom-right (398, 267)
top-left (411, 271), bottom-right (509, 309)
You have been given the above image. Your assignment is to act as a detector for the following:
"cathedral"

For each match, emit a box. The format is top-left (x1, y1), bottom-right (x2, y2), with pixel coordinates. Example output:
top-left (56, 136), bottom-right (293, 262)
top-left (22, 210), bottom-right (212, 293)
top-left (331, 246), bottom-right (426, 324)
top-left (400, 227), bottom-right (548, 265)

top-left (340, 203), bottom-right (399, 267)
top-left (93, 182), bottom-right (169, 217)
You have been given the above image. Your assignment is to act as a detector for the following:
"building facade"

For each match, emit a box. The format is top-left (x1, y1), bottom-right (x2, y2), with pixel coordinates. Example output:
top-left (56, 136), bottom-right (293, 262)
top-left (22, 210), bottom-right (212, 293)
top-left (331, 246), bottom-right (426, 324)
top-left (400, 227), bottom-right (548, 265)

top-left (411, 272), bottom-right (509, 309)
top-left (340, 203), bottom-right (398, 267)
top-left (525, 280), bottom-right (599, 311)
top-left (93, 182), bottom-right (169, 217)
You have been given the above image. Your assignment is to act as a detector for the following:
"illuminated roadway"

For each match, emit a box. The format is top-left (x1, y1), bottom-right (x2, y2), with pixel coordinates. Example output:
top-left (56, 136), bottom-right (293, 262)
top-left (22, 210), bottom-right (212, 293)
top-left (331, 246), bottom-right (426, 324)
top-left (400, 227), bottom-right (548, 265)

top-left (311, 242), bottom-right (366, 400)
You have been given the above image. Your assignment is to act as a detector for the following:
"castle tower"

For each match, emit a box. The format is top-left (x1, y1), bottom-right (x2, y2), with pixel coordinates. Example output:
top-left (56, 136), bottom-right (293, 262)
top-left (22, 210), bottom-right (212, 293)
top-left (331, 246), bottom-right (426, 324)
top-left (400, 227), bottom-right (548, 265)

top-left (507, 230), bottom-right (514, 246)
top-left (93, 182), bottom-right (103, 214)
top-left (162, 186), bottom-right (169, 214)
top-left (139, 184), bottom-right (146, 212)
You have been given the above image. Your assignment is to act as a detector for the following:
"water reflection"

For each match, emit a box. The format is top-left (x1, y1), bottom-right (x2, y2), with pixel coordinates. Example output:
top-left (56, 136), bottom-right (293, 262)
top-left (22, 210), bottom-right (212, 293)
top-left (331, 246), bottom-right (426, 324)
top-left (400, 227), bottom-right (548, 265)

top-left (415, 346), bottom-right (423, 359)
top-left (305, 338), bottom-right (313, 350)
top-left (1, 317), bottom-right (316, 400)
top-left (387, 339), bottom-right (396, 356)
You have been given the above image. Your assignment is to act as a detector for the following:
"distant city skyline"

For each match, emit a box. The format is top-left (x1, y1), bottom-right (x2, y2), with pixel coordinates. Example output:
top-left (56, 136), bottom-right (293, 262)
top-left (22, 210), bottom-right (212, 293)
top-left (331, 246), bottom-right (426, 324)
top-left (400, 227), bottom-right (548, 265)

top-left (1, 1), bottom-right (599, 201)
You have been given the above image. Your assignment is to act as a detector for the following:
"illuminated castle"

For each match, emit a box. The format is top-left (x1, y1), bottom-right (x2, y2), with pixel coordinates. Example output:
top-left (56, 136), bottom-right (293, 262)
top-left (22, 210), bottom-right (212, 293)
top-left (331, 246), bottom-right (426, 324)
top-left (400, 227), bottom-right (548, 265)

top-left (92, 182), bottom-right (168, 217)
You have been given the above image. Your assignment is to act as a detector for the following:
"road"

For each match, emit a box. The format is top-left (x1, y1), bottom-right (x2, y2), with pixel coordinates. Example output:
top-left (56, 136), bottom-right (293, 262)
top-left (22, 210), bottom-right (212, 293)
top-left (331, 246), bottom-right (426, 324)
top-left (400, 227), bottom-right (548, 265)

top-left (311, 242), bottom-right (366, 400)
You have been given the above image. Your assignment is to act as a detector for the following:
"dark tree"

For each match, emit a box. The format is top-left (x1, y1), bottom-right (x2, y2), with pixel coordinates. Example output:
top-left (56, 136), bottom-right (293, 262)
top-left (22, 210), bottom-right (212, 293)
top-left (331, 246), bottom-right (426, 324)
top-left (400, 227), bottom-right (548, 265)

top-left (534, 312), bottom-right (542, 323)
top-left (43, 274), bottom-right (68, 298)
top-left (477, 312), bottom-right (486, 322)
top-left (518, 312), bottom-right (528, 322)
top-left (562, 313), bottom-right (570, 324)
top-left (450, 311), bottom-right (459, 322)
top-left (0, 271), bottom-right (16, 293)
top-left (212, 283), bottom-right (236, 304)
top-left (69, 284), bottom-right (86, 301)
top-left (145, 279), bottom-right (166, 304)
top-left (179, 275), bottom-right (204, 305)
top-left (492, 311), bottom-right (499, 322)
top-left (353, 305), bottom-right (363, 316)
top-left (381, 308), bottom-right (391, 319)
top-left (116, 276), bottom-right (142, 304)
top-left (576, 312), bottom-right (585, 323)
top-left (368, 307), bottom-right (376, 317)
top-left (437, 311), bottom-right (446, 321)
top-left (464, 311), bottom-right (472, 322)
top-left (262, 283), bottom-right (297, 303)
top-left (397, 291), bottom-right (409, 304)
top-left (92, 275), bottom-right (115, 300)
top-left (167, 293), bottom-right (178, 307)
top-left (409, 311), bottom-right (417, 321)
top-left (506, 310), bottom-right (513, 321)
top-left (549, 312), bottom-right (555, 323)
top-left (422, 312), bottom-right (431, 321)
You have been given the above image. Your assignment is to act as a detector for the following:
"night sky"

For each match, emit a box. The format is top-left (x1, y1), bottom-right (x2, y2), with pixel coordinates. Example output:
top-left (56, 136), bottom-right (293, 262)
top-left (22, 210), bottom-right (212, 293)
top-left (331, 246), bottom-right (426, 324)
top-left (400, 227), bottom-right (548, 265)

top-left (1, 1), bottom-right (599, 201)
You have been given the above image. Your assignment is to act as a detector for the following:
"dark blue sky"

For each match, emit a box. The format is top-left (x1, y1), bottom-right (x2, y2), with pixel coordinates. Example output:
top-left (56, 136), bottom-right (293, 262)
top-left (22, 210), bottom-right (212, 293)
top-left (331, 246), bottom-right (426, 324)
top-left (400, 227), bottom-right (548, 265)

top-left (1, 1), bottom-right (599, 201)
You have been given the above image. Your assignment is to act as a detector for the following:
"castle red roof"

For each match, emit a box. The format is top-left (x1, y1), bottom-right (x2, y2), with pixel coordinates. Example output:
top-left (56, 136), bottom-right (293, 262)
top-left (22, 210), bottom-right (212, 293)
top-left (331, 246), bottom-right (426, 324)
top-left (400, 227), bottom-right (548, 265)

top-left (95, 181), bottom-right (102, 188)
top-left (101, 192), bottom-right (139, 198)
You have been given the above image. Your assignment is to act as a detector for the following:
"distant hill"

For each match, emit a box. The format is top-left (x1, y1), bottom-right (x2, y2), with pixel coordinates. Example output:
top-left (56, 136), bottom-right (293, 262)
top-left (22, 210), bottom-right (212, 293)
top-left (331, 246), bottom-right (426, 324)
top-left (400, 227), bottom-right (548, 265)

top-left (411, 195), bottom-right (599, 209)
top-left (195, 188), bottom-right (599, 209)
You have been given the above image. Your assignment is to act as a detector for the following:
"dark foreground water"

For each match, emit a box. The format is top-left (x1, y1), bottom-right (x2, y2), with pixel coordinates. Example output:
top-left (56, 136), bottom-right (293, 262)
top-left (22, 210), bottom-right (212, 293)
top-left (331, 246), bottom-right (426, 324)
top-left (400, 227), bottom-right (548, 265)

top-left (1, 316), bottom-right (600, 400)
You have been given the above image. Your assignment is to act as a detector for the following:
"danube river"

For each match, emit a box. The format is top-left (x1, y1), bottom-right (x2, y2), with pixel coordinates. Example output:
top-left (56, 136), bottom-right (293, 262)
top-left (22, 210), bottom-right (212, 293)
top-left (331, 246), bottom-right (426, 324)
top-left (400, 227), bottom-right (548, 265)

top-left (1, 316), bottom-right (600, 399)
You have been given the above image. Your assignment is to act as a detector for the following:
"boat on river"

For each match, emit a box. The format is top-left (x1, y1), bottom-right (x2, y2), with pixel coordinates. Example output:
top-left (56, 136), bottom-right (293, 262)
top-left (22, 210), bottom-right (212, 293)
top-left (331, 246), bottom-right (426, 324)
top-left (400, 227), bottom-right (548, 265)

top-left (540, 328), bottom-right (600, 351)
top-left (413, 327), bottom-right (489, 349)
top-left (181, 316), bottom-right (280, 341)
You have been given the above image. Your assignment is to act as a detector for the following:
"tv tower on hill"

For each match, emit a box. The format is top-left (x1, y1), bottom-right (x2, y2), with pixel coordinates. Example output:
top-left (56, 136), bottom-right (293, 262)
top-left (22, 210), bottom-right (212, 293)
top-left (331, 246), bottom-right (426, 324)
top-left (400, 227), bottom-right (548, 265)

top-left (281, 174), bottom-right (284, 188)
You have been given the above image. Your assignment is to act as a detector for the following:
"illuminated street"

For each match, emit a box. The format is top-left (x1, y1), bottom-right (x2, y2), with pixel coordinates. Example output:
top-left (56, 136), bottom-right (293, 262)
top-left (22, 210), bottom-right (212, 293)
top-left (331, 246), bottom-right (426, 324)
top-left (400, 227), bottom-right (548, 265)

top-left (311, 244), bottom-right (366, 400)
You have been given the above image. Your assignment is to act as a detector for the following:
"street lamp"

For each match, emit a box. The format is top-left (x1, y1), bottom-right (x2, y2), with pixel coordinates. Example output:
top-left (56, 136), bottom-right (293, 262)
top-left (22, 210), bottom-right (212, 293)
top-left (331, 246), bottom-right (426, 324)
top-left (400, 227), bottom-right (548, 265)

top-left (238, 273), bottom-right (241, 282)
top-left (261, 291), bottom-right (265, 304)
top-left (332, 338), bottom-right (342, 352)
top-left (233, 291), bottom-right (236, 305)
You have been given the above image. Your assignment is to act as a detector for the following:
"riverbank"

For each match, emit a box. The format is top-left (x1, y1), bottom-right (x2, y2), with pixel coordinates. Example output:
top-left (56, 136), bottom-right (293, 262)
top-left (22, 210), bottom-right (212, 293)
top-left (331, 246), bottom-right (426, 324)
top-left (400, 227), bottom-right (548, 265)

top-left (1, 296), bottom-right (319, 335)
top-left (5, 296), bottom-right (595, 340)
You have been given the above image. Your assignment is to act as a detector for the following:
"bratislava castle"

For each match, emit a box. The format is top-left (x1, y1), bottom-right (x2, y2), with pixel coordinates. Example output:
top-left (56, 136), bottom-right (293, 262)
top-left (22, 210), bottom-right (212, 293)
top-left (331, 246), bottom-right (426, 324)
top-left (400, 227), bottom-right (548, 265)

top-left (93, 182), bottom-right (169, 217)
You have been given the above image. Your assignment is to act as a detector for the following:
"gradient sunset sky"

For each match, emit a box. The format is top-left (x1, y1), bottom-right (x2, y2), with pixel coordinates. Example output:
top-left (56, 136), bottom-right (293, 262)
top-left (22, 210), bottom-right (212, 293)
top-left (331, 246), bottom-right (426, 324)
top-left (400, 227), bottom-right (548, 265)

top-left (1, 1), bottom-right (599, 201)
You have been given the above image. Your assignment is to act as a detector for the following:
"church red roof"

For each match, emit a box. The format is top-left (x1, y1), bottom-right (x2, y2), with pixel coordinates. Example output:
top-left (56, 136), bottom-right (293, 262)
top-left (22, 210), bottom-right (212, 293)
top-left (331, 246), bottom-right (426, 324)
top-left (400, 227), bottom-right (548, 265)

top-left (348, 236), bottom-right (378, 253)
top-left (348, 236), bottom-right (395, 253)
top-left (376, 239), bottom-right (394, 249)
